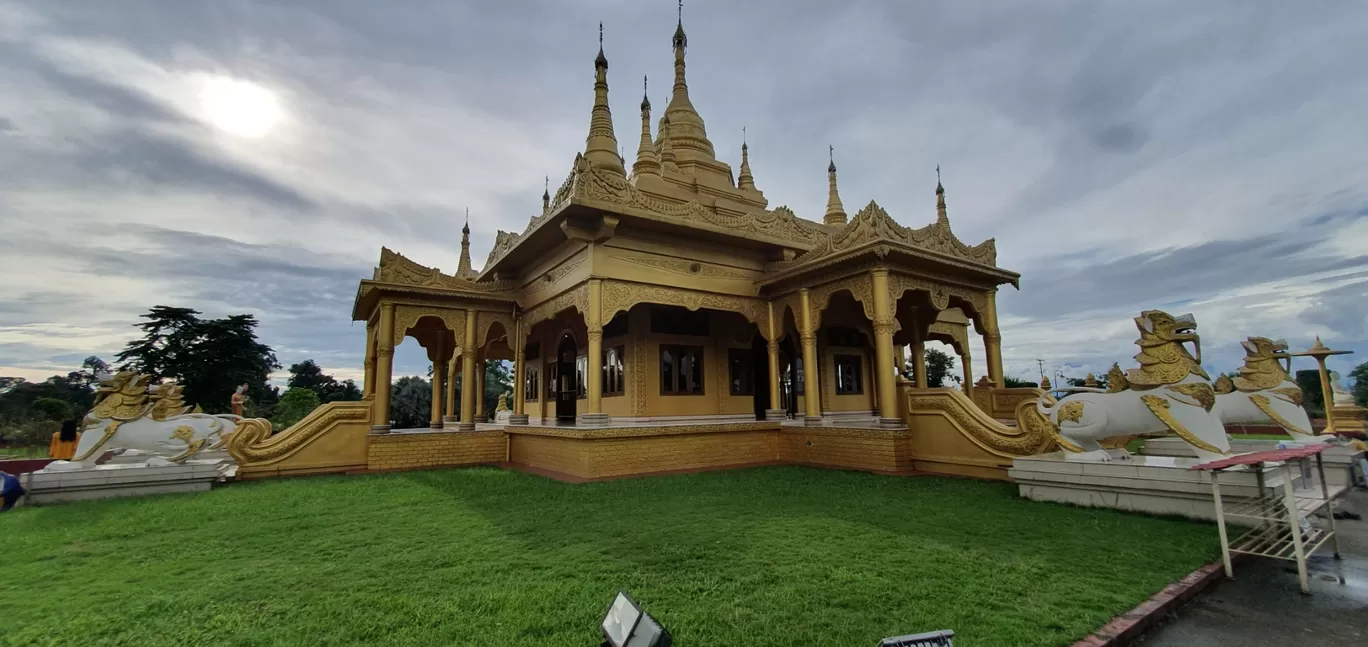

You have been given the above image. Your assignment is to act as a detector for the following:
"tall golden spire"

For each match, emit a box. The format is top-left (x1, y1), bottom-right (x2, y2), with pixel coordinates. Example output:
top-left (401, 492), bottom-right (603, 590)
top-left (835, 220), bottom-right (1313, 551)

top-left (632, 76), bottom-right (660, 178)
top-left (737, 126), bottom-right (756, 191)
top-left (935, 165), bottom-right (949, 226)
top-left (659, 1), bottom-right (715, 160)
top-left (542, 176), bottom-right (550, 214)
top-left (824, 144), bottom-right (847, 225)
top-left (457, 207), bottom-right (474, 277)
top-left (584, 22), bottom-right (625, 175)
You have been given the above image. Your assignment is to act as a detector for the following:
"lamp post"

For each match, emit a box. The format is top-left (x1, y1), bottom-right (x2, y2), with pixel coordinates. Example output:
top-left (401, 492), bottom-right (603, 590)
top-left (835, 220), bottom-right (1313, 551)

top-left (1292, 337), bottom-right (1353, 435)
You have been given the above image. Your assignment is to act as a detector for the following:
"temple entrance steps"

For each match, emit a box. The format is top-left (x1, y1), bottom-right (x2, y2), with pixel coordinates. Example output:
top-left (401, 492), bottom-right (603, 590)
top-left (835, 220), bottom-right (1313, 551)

top-left (227, 401), bottom-right (373, 479)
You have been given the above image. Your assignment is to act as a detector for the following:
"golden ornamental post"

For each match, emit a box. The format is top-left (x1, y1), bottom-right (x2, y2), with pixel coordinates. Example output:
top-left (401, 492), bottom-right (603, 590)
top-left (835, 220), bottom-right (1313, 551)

top-left (1292, 337), bottom-right (1352, 435)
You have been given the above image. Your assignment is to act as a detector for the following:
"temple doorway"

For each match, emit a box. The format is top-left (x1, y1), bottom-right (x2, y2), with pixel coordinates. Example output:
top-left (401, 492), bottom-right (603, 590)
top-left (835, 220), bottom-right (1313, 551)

top-left (780, 339), bottom-right (799, 419)
top-left (555, 333), bottom-right (577, 423)
top-left (751, 335), bottom-right (770, 420)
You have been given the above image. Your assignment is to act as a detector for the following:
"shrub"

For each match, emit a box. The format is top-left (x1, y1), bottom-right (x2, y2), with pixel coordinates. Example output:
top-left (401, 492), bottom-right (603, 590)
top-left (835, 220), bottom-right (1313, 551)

top-left (271, 388), bottom-right (321, 431)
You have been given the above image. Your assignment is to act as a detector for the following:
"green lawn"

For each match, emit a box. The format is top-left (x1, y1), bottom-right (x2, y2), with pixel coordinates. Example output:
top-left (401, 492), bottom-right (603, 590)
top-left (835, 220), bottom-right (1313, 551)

top-left (0, 466), bottom-right (1219, 647)
top-left (0, 445), bottom-right (47, 459)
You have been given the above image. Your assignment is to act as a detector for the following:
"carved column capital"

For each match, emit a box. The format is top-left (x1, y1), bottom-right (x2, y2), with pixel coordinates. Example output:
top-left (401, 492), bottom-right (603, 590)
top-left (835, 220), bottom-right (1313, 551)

top-left (766, 340), bottom-right (780, 354)
top-left (587, 329), bottom-right (604, 344)
top-left (985, 332), bottom-right (1002, 342)
top-left (377, 347), bottom-right (394, 358)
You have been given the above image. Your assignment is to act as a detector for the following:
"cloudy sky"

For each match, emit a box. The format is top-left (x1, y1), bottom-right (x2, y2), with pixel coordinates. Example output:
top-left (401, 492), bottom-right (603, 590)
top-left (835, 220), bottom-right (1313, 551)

top-left (2, 0), bottom-right (1366, 390)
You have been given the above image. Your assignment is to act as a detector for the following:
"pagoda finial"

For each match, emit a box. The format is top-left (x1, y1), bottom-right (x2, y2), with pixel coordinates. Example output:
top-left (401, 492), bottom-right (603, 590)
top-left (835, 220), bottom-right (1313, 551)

top-left (584, 21), bottom-right (625, 175)
top-left (457, 207), bottom-right (473, 277)
top-left (542, 176), bottom-right (550, 213)
top-left (674, 0), bottom-right (686, 49)
top-left (935, 166), bottom-right (949, 226)
top-left (737, 126), bottom-right (756, 191)
top-left (632, 75), bottom-right (660, 179)
top-left (824, 144), bottom-right (846, 225)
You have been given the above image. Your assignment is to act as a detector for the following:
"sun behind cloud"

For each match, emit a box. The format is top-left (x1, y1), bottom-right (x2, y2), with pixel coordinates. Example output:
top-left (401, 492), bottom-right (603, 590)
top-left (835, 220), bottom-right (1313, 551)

top-left (198, 76), bottom-right (281, 138)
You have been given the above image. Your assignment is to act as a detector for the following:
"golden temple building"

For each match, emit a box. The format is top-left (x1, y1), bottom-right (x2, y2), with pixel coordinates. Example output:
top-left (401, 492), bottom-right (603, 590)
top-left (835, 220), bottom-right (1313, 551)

top-left (230, 13), bottom-right (1058, 482)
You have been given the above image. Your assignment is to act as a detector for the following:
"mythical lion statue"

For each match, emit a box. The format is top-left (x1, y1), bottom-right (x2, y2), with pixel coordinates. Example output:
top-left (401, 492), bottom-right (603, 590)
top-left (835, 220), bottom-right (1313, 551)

top-left (1035, 311), bottom-right (1230, 462)
top-left (1213, 337), bottom-right (1323, 443)
top-left (42, 372), bottom-right (272, 471)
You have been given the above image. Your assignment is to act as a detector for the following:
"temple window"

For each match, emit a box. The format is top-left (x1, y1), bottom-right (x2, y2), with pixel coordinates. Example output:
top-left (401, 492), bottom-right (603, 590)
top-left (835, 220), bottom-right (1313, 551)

top-left (835, 354), bottom-right (863, 394)
top-left (575, 355), bottom-right (587, 399)
top-left (525, 343), bottom-right (541, 402)
top-left (603, 346), bottom-right (626, 397)
top-left (650, 306), bottom-right (710, 336)
top-left (728, 349), bottom-right (754, 396)
top-left (660, 345), bottom-right (705, 395)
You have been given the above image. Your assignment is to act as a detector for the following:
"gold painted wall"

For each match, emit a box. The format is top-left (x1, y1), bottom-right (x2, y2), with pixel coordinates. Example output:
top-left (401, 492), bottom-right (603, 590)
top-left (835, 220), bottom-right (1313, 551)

top-left (777, 429), bottom-right (910, 473)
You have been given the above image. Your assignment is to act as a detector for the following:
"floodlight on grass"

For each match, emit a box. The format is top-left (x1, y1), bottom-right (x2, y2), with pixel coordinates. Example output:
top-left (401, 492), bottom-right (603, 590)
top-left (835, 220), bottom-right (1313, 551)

top-left (878, 629), bottom-right (954, 647)
top-left (601, 591), bottom-right (671, 647)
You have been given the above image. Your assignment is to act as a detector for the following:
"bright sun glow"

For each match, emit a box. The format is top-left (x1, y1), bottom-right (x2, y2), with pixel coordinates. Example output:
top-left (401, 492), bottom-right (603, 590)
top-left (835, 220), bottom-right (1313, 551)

top-left (199, 77), bottom-right (281, 138)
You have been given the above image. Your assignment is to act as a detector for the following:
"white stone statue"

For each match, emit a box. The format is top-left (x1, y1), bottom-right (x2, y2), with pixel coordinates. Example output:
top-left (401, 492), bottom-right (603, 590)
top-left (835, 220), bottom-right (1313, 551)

top-left (41, 372), bottom-right (271, 471)
top-left (1035, 311), bottom-right (1230, 462)
top-left (1212, 337), bottom-right (1324, 443)
top-left (1331, 371), bottom-right (1355, 407)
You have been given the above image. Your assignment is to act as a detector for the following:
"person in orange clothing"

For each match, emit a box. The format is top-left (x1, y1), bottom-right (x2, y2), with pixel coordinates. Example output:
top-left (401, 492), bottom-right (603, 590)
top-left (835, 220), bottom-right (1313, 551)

top-left (48, 419), bottom-right (82, 460)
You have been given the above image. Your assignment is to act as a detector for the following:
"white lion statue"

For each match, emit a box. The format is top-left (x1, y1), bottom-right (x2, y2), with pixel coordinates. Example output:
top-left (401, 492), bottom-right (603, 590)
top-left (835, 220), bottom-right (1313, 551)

top-left (1036, 310), bottom-right (1231, 462)
top-left (42, 372), bottom-right (271, 471)
top-left (1213, 337), bottom-right (1324, 443)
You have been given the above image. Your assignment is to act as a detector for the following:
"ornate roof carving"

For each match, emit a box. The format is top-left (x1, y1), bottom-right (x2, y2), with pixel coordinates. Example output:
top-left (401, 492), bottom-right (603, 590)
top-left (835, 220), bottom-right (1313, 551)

top-left (373, 247), bottom-right (512, 293)
top-left (778, 200), bottom-right (998, 269)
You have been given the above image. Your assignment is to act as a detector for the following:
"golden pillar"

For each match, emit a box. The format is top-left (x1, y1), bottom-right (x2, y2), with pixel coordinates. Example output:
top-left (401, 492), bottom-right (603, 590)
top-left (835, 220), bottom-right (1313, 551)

top-left (870, 270), bottom-right (901, 427)
top-left (510, 314), bottom-right (529, 425)
top-left (474, 350), bottom-right (486, 423)
top-left (363, 322), bottom-right (376, 400)
top-left (984, 289), bottom-right (1004, 388)
top-left (911, 324), bottom-right (928, 388)
top-left (372, 302), bottom-right (396, 432)
top-left (799, 288), bottom-right (822, 426)
top-left (583, 279), bottom-right (608, 426)
top-left (459, 309), bottom-right (477, 431)
top-left (444, 354), bottom-right (458, 424)
top-left (961, 344), bottom-right (973, 399)
top-left (429, 338), bottom-right (445, 429)
top-left (764, 301), bottom-right (785, 420)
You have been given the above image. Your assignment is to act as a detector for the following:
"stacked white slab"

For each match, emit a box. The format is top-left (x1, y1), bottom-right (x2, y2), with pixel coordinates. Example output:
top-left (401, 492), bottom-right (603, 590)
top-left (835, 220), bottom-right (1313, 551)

top-left (1141, 438), bottom-right (1365, 486)
top-left (1009, 451), bottom-right (1299, 521)
top-left (23, 458), bottom-right (232, 505)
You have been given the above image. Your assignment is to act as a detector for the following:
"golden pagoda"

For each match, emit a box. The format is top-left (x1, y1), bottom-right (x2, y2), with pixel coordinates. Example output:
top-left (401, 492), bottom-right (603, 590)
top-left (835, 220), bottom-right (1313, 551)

top-left (232, 10), bottom-right (1050, 483)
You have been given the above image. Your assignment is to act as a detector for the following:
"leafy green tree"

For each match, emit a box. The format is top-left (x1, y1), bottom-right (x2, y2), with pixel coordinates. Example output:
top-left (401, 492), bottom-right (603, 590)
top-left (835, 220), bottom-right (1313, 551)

top-left (271, 388), bottom-right (321, 431)
top-left (115, 306), bottom-right (279, 413)
top-left (287, 360), bottom-right (363, 403)
top-left (1295, 370), bottom-right (1325, 418)
top-left (1002, 376), bottom-right (1038, 388)
top-left (484, 360), bottom-right (514, 414)
top-left (923, 348), bottom-right (959, 388)
top-left (0, 375), bottom-right (94, 427)
top-left (1350, 361), bottom-right (1368, 408)
top-left (390, 376), bottom-right (432, 429)
top-left (30, 398), bottom-right (73, 421)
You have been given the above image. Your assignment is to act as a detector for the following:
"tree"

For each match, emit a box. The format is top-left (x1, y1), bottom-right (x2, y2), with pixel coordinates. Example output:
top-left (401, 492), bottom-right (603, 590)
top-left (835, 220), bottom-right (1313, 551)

top-left (68, 356), bottom-right (109, 390)
top-left (1295, 370), bottom-right (1325, 418)
top-left (390, 376), bottom-right (432, 429)
top-left (271, 387), bottom-right (321, 431)
top-left (1002, 376), bottom-right (1038, 388)
top-left (30, 398), bottom-right (73, 421)
top-left (115, 306), bottom-right (279, 413)
top-left (923, 348), bottom-right (959, 388)
top-left (484, 360), bottom-right (514, 414)
top-left (288, 360), bottom-right (364, 404)
top-left (1066, 374), bottom-right (1109, 390)
top-left (1350, 361), bottom-right (1368, 408)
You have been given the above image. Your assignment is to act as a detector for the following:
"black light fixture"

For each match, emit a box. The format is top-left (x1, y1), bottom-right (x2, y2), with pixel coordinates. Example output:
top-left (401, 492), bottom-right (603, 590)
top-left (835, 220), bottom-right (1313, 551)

top-left (600, 591), bottom-right (672, 647)
top-left (878, 629), bottom-right (955, 647)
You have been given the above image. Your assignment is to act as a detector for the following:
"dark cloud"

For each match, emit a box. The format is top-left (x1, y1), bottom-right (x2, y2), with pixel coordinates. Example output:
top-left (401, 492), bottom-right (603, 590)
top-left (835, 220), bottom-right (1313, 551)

top-left (0, 117), bottom-right (16, 133)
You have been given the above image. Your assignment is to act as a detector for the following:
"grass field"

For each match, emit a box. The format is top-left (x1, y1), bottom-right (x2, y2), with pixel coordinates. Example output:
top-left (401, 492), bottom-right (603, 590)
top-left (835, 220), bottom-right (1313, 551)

top-left (0, 466), bottom-right (1219, 647)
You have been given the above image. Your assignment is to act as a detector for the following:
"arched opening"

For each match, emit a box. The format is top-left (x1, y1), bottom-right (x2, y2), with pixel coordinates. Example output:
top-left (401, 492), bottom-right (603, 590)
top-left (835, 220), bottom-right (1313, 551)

top-left (555, 332), bottom-right (578, 423)
top-left (779, 306), bottom-right (803, 419)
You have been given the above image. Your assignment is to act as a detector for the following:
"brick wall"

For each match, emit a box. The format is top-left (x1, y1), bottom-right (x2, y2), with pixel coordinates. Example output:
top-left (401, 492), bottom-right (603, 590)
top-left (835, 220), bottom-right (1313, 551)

top-left (778, 429), bottom-right (910, 473)
top-left (367, 431), bottom-right (505, 472)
